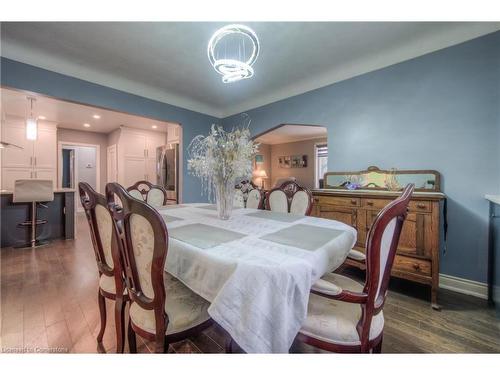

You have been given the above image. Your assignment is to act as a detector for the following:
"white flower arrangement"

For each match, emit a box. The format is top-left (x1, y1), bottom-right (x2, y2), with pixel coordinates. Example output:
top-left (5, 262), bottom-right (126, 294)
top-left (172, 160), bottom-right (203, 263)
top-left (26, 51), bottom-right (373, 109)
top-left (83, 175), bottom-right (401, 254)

top-left (188, 119), bottom-right (259, 204)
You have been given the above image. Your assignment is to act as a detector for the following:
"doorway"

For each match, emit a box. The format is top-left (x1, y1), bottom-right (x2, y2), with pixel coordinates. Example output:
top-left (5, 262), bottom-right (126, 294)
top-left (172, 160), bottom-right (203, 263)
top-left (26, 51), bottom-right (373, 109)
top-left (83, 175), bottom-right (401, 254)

top-left (58, 142), bottom-right (100, 211)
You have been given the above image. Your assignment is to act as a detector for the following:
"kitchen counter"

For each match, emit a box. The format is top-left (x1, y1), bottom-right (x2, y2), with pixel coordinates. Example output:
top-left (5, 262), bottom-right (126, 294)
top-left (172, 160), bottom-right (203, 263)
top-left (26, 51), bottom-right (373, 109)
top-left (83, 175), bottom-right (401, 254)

top-left (486, 195), bottom-right (500, 206)
top-left (0, 188), bottom-right (76, 195)
top-left (1, 189), bottom-right (75, 247)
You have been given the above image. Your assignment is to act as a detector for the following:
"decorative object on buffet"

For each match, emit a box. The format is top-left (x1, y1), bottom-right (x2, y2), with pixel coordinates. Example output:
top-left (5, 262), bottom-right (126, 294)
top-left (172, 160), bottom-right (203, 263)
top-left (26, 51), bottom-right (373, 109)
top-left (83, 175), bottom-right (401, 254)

top-left (325, 166), bottom-right (440, 192)
top-left (188, 117), bottom-right (258, 220)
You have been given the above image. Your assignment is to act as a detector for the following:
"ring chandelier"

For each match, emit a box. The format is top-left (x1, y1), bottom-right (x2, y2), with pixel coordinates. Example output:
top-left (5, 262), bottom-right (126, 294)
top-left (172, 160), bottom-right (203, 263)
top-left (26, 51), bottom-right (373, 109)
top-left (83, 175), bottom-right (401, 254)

top-left (207, 24), bottom-right (260, 83)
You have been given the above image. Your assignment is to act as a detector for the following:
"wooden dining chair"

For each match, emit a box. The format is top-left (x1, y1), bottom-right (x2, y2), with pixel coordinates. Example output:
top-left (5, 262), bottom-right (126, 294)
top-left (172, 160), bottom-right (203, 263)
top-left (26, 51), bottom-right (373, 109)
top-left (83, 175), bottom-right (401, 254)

top-left (78, 182), bottom-right (128, 353)
top-left (296, 183), bottom-right (414, 353)
top-left (127, 180), bottom-right (169, 207)
top-left (266, 181), bottom-right (313, 215)
top-left (105, 182), bottom-right (213, 353)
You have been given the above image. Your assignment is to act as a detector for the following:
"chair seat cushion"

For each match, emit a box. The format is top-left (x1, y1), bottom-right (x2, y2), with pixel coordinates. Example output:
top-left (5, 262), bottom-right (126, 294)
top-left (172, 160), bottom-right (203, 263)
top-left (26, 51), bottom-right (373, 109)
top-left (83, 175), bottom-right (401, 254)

top-left (347, 249), bottom-right (366, 261)
top-left (300, 273), bottom-right (384, 346)
top-left (99, 274), bottom-right (127, 296)
top-left (129, 272), bottom-right (211, 336)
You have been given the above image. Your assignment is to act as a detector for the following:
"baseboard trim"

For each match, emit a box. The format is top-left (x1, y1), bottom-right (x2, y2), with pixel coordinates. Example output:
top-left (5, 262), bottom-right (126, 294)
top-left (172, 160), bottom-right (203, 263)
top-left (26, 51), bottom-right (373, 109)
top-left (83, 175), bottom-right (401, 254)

top-left (439, 274), bottom-right (488, 300)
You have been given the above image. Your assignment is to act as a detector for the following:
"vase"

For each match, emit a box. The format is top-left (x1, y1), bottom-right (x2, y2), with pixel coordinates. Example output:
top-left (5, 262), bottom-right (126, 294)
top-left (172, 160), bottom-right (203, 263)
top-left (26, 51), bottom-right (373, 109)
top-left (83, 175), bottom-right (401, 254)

top-left (214, 179), bottom-right (235, 220)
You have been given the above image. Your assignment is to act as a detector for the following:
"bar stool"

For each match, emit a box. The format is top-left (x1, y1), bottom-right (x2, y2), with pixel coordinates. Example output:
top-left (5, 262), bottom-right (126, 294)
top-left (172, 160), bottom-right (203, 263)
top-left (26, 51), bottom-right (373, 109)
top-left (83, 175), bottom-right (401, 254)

top-left (13, 179), bottom-right (54, 248)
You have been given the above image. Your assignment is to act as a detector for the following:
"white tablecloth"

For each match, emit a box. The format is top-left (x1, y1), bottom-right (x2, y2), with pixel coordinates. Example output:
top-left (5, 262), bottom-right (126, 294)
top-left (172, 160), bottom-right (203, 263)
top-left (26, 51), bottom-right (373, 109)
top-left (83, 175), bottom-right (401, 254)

top-left (157, 203), bottom-right (357, 353)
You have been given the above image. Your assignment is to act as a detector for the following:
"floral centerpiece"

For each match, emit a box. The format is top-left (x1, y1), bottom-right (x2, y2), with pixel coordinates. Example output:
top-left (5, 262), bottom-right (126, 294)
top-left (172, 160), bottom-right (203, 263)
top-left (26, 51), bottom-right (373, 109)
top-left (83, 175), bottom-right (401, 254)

top-left (188, 120), bottom-right (258, 220)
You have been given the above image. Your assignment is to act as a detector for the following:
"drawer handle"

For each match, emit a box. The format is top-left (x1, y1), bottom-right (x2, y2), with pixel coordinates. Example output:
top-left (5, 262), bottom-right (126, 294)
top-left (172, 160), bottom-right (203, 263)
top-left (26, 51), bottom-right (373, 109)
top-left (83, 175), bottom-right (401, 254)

top-left (350, 199), bottom-right (357, 205)
top-left (366, 201), bottom-right (374, 206)
top-left (412, 263), bottom-right (421, 271)
top-left (416, 203), bottom-right (426, 209)
top-left (314, 198), bottom-right (319, 203)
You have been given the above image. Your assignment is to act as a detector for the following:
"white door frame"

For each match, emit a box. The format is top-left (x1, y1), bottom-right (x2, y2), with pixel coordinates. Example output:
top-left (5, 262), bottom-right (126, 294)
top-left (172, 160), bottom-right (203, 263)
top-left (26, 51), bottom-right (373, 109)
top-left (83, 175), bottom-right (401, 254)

top-left (57, 141), bottom-right (101, 193)
top-left (107, 144), bottom-right (118, 182)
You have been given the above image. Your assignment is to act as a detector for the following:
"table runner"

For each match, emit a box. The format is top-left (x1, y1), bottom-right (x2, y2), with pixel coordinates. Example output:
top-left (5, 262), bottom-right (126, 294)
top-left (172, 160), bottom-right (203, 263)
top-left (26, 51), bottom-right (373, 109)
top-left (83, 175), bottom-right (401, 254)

top-left (156, 203), bottom-right (357, 353)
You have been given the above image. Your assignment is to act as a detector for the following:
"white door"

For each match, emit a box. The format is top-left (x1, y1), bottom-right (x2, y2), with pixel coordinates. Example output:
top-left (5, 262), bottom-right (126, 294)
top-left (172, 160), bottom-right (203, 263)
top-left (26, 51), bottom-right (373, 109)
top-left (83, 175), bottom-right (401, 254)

top-left (1, 168), bottom-right (33, 190)
top-left (107, 145), bottom-right (118, 182)
top-left (123, 157), bottom-right (146, 187)
top-left (1, 123), bottom-right (34, 168)
top-left (33, 127), bottom-right (57, 169)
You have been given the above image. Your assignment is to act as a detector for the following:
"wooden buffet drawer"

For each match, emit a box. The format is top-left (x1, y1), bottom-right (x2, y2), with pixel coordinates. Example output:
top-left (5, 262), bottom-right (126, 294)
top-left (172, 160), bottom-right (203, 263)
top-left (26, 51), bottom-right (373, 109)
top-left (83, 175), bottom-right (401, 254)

top-left (361, 198), bottom-right (391, 210)
top-left (361, 198), bottom-right (432, 213)
top-left (315, 195), bottom-right (360, 207)
top-left (408, 200), bottom-right (432, 212)
top-left (393, 255), bottom-right (431, 276)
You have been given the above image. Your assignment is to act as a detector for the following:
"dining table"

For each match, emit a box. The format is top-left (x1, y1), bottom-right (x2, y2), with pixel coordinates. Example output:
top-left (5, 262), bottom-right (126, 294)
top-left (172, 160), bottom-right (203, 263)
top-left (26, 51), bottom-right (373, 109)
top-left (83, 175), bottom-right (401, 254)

top-left (156, 203), bottom-right (357, 353)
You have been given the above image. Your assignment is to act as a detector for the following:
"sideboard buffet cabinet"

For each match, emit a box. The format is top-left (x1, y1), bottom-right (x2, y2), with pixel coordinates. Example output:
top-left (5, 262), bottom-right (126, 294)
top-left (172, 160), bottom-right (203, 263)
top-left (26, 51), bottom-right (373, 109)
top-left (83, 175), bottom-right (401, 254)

top-left (312, 167), bottom-right (445, 309)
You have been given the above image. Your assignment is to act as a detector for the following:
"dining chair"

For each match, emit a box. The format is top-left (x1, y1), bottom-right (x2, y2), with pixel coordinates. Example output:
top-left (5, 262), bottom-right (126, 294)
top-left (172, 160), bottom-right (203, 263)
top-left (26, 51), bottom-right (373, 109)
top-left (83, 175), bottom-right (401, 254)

top-left (105, 182), bottom-right (213, 353)
top-left (234, 179), bottom-right (264, 209)
top-left (246, 188), bottom-right (264, 209)
top-left (127, 180), bottom-right (169, 207)
top-left (78, 182), bottom-right (128, 353)
top-left (266, 181), bottom-right (313, 215)
top-left (296, 183), bottom-right (414, 353)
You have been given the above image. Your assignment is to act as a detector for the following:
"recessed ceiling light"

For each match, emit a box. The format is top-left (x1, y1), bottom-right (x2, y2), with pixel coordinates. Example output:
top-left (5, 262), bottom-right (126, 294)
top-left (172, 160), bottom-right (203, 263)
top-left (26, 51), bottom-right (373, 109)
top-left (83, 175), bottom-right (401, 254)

top-left (93, 114), bottom-right (101, 119)
top-left (83, 123), bottom-right (91, 128)
top-left (38, 115), bottom-right (46, 120)
top-left (152, 125), bottom-right (158, 129)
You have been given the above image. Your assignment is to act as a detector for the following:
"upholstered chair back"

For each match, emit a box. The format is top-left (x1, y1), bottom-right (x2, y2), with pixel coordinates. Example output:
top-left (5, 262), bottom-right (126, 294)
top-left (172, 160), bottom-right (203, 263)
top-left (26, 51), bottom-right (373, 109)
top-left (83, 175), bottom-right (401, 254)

top-left (246, 189), bottom-right (263, 209)
top-left (267, 190), bottom-right (288, 213)
top-left (106, 182), bottom-right (168, 322)
top-left (357, 183), bottom-right (414, 346)
top-left (127, 180), bottom-right (167, 207)
top-left (290, 190), bottom-right (312, 215)
top-left (233, 189), bottom-right (245, 208)
top-left (266, 181), bottom-right (313, 215)
top-left (78, 182), bottom-right (115, 277)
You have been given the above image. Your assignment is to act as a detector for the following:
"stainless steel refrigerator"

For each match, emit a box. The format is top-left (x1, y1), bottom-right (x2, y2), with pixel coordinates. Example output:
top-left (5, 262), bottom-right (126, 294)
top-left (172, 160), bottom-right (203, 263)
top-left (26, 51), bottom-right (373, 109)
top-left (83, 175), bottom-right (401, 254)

top-left (156, 144), bottom-right (179, 203)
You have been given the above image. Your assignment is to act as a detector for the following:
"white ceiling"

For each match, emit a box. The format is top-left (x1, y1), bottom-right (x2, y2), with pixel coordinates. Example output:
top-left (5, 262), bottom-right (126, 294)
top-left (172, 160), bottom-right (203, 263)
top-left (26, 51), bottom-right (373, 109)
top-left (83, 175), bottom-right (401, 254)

top-left (0, 88), bottom-right (176, 134)
top-left (255, 124), bottom-right (327, 145)
top-left (1, 22), bottom-right (499, 118)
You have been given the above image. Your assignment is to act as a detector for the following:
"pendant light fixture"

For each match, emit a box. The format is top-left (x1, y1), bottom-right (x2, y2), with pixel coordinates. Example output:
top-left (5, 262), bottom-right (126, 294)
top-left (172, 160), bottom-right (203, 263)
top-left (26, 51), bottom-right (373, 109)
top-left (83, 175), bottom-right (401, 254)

top-left (26, 97), bottom-right (38, 141)
top-left (207, 24), bottom-right (260, 83)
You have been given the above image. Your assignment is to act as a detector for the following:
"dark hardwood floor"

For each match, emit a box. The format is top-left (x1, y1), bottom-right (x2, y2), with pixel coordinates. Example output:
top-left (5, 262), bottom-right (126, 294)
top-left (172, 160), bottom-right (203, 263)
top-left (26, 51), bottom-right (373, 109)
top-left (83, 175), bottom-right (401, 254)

top-left (1, 213), bottom-right (499, 353)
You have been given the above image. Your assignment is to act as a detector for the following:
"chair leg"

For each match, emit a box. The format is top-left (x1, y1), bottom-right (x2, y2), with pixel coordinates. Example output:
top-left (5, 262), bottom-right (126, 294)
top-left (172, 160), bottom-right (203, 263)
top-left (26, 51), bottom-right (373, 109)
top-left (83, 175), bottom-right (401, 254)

top-left (114, 297), bottom-right (126, 353)
top-left (373, 336), bottom-right (383, 353)
top-left (128, 318), bottom-right (137, 353)
top-left (225, 337), bottom-right (233, 354)
top-left (97, 290), bottom-right (106, 343)
top-left (155, 333), bottom-right (165, 353)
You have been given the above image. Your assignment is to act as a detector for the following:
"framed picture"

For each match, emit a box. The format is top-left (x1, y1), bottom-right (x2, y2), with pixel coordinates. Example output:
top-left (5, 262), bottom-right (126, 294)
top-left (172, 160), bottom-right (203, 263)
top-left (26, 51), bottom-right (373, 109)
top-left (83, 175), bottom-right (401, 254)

top-left (278, 156), bottom-right (291, 168)
top-left (255, 154), bottom-right (264, 164)
top-left (291, 155), bottom-right (307, 168)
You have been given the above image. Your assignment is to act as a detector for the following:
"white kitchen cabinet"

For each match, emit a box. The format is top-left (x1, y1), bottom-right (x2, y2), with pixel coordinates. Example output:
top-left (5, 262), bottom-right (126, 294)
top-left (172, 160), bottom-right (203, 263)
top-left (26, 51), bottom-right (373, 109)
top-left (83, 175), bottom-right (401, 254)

top-left (1, 118), bottom-right (57, 190)
top-left (167, 125), bottom-right (181, 144)
top-left (1, 122), bottom-right (34, 168)
top-left (33, 126), bottom-right (57, 169)
top-left (114, 127), bottom-right (167, 187)
top-left (1, 168), bottom-right (33, 190)
top-left (33, 168), bottom-right (56, 182)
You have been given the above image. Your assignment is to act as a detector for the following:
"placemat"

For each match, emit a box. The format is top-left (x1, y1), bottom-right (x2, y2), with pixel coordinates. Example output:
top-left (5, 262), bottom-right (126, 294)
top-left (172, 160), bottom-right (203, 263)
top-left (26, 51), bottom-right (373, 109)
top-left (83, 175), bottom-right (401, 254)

top-left (260, 224), bottom-right (346, 251)
top-left (246, 210), bottom-right (304, 223)
top-left (169, 223), bottom-right (246, 249)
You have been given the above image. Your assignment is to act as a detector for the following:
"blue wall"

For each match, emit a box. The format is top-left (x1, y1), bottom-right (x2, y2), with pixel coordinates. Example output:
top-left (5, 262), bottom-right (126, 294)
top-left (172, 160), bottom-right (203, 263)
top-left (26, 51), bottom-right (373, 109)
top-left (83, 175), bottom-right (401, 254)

top-left (0, 58), bottom-right (218, 203)
top-left (224, 31), bottom-right (500, 283)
